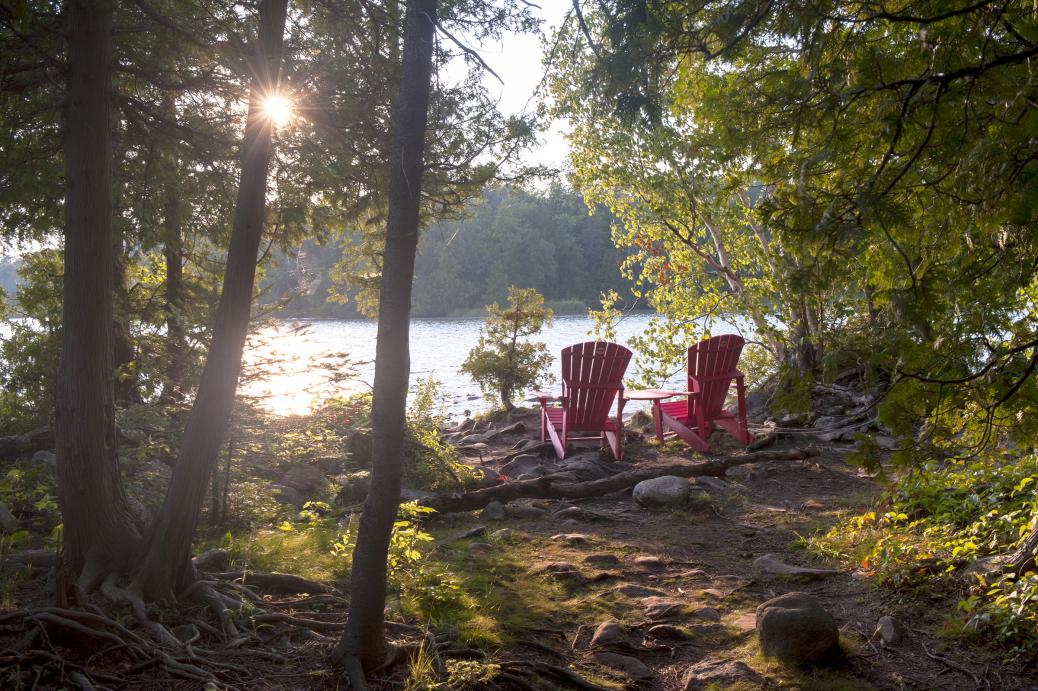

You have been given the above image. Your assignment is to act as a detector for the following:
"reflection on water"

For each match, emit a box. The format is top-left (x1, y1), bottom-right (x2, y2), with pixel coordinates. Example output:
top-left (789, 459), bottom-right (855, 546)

top-left (241, 314), bottom-right (740, 417)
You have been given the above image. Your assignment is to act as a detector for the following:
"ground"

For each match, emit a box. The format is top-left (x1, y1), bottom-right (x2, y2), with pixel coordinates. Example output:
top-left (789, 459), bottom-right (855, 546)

top-left (3, 413), bottom-right (1035, 689)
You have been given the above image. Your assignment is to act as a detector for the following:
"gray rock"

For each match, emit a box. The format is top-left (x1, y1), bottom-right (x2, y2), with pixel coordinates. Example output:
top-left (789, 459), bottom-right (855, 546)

top-left (560, 519), bottom-right (581, 530)
top-left (550, 533), bottom-right (589, 544)
top-left (458, 433), bottom-right (488, 445)
top-left (633, 476), bottom-right (689, 508)
top-left (468, 542), bottom-right (493, 554)
top-left (280, 464), bottom-right (328, 495)
top-left (497, 421), bottom-right (527, 436)
top-left (752, 554), bottom-right (840, 579)
top-left (634, 555), bottom-right (665, 569)
top-left (504, 504), bottom-right (548, 519)
top-left (812, 415), bottom-right (841, 429)
top-left (491, 528), bottom-right (514, 540)
top-left (876, 615), bottom-right (902, 646)
top-left (0, 503), bottom-right (17, 532)
top-left (480, 500), bottom-right (506, 521)
top-left (681, 659), bottom-right (763, 690)
top-left (646, 623), bottom-right (692, 640)
top-left (614, 583), bottom-right (666, 598)
top-left (400, 488), bottom-right (437, 501)
top-left (593, 652), bottom-right (652, 680)
top-left (315, 456), bottom-right (341, 474)
top-left (584, 553), bottom-right (621, 566)
top-left (271, 484), bottom-right (305, 506)
top-left (515, 472), bottom-right (541, 481)
top-left (32, 450), bottom-right (56, 468)
top-left (691, 476), bottom-right (728, 491)
top-left (874, 435), bottom-right (897, 450)
top-left (756, 592), bottom-right (839, 664)
top-left (335, 470), bottom-right (371, 503)
top-left (642, 596), bottom-right (684, 619)
top-left (347, 430), bottom-right (373, 467)
top-left (558, 455), bottom-right (610, 481)
top-left (470, 466), bottom-right (501, 487)
top-left (961, 555), bottom-right (1009, 582)
top-left (590, 621), bottom-right (629, 649)
top-left (689, 606), bottom-right (721, 622)
top-left (456, 526), bottom-right (487, 540)
top-left (193, 548), bottom-right (230, 572)
top-left (500, 454), bottom-right (548, 477)
top-left (456, 418), bottom-right (475, 433)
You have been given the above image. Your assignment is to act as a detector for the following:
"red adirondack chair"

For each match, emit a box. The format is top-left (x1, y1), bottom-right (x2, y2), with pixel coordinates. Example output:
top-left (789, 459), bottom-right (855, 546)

top-left (652, 334), bottom-right (753, 451)
top-left (538, 341), bottom-right (633, 460)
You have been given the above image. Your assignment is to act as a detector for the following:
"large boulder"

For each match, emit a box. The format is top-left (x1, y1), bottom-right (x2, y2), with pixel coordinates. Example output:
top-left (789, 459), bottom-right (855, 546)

top-left (633, 476), bottom-right (689, 508)
top-left (280, 464), bottom-right (328, 495)
top-left (756, 592), bottom-right (839, 665)
top-left (0, 503), bottom-right (18, 533)
top-left (346, 430), bottom-right (373, 467)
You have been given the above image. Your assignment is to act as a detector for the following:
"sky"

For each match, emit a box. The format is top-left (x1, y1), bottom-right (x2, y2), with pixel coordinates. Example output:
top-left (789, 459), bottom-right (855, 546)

top-left (448, 1), bottom-right (573, 171)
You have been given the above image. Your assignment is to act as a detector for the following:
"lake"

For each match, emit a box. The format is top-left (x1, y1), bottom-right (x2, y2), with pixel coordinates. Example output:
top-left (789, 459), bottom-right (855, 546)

top-left (241, 313), bottom-right (741, 418)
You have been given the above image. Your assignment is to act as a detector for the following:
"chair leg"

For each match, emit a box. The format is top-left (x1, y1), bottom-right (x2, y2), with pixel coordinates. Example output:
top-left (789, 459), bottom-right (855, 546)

top-left (652, 401), bottom-right (664, 444)
top-left (660, 409), bottom-right (710, 452)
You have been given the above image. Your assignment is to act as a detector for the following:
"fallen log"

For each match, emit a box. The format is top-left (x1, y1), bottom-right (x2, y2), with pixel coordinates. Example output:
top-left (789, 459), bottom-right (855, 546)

top-left (418, 447), bottom-right (820, 513)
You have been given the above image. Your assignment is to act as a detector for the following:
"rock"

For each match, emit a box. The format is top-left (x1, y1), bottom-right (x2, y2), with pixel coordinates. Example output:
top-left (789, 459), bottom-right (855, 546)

top-left (497, 421), bottom-right (527, 436)
top-left (481, 501), bottom-right (506, 521)
top-left (691, 476), bottom-right (728, 491)
top-left (633, 476), bottom-right (689, 508)
top-left (961, 555), bottom-right (1009, 583)
top-left (535, 562), bottom-right (585, 585)
top-left (32, 450), bottom-right (56, 468)
top-left (193, 548), bottom-right (230, 572)
top-left (812, 415), bottom-right (841, 429)
top-left (590, 621), bottom-right (629, 649)
top-left (458, 433), bottom-right (488, 445)
top-left (491, 528), bottom-right (513, 540)
top-left (456, 526), bottom-right (487, 540)
top-left (456, 418), bottom-right (475, 433)
top-left (642, 596), bottom-right (683, 620)
top-left (468, 542), bottom-right (494, 554)
top-left (756, 592), bottom-right (839, 665)
top-left (280, 464), bottom-right (328, 495)
top-left (593, 652), bottom-right (653, 680)
top-left (681, 659), bottom-right (763, 690)
top-left (400, 488), bottom-right (437, 501)
top-left (731, 612), bottom-right (757, 632)
top-left (584, 553), bottom-right (621, 566)
top-left (315, 456), bottom-right (341, 474)
top-left (271, 484), bottom-right (305, 506)
top-left (550, 533), bottom-right (589, 545)
top-left (689, 606), bottom-right (721, 622)
top-left (553, 506), bottom-right (589, 520)
top-left (874, 435), bottom-right (897, 450)
top-left (347, 430), bottom-right (373, 467)
top-left (646, 623), bottom-right (692, 640)
top-left (614, 583), bottom-right (665, 598)
top-left (0, 503), bottom-right (18, 532)
top-left (633, 555), bottom-right (665, 569)
top-left (515, 472), bottom-right (541, 481)
top-left (470, 466), bottom-right (501, 488)
top-left (335, 470), bottom-right (371, 503)
top-left (500, 454), bottom-right (548, 477)
top-left (560, 518), bottom-right (581, 530)
top-left (876, 615), bottom-right (902, 646)
top-left (558, 454), bottom-right (610, 481)
top-left (752, 554), bottom-right (840, 580)
top-left (504, 504), bottom-right (548, 519)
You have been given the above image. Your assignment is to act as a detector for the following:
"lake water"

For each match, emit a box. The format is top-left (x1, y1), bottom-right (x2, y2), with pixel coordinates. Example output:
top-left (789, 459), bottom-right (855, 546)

top-left (242, 313), bottom-right (741, 418)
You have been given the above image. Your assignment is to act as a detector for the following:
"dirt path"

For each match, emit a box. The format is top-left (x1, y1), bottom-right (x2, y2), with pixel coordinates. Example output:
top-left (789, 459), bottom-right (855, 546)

top-left (430, 420), bottom-right (1036, 690)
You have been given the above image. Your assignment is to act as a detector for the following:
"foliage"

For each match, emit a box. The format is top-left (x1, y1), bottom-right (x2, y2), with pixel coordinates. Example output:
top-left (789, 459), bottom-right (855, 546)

top-left (0, 251), bottom-right (62, 433)
top-left (461, 286), bottom-right (554, 410)
top-left (265, 185), bottom-right (632, 318)
top-left (809, 453), bottom-right (1038, 652)
top-left (404, 378), bottom-right (478, 491)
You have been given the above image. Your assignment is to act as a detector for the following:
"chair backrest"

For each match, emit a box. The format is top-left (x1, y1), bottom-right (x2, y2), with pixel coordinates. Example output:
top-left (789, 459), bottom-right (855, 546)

top-left (688, 334), bottom-right (745, 418)
top-left (560, 341), bottom-right (632, 429)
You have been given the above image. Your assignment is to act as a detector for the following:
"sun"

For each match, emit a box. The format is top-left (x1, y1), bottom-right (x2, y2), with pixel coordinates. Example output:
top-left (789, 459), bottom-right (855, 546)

top-left (261, 94), bottom-right (293, 128)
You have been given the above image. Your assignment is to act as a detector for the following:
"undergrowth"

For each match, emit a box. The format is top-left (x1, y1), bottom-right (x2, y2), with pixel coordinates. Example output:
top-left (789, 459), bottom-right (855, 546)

top-left (808, 453), bottom-right (1038, 655)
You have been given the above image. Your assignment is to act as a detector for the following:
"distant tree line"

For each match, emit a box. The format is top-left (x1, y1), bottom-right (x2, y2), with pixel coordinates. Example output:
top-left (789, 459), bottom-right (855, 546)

top-left (260, 185), bottom-right (634, 318)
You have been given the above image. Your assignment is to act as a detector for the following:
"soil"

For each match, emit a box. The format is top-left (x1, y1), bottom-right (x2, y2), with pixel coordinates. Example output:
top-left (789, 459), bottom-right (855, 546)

top-left (3, 411), bottom-right (1035, 690)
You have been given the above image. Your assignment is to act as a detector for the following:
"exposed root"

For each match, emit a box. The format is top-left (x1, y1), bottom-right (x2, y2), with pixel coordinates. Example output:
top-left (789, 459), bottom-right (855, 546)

top-left (207, 570), bottom-right (333, 595)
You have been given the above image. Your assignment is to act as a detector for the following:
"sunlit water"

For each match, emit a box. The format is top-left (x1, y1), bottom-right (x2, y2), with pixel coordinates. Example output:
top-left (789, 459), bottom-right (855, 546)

top-left (241, 313), bottom-right (741, 418)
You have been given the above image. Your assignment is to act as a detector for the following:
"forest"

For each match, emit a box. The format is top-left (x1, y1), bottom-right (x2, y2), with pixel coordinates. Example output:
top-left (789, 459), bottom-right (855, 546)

top-left (258, 185), bottom-right (634, 318)
top-left (2, 1), bottom-right (1038, 690)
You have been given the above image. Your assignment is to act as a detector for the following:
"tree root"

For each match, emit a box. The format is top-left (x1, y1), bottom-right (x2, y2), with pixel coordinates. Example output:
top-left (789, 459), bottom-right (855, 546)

top-left (206, 570), bottom-right (333, 595)
top-left (419, 447), bottom-right (821, 513)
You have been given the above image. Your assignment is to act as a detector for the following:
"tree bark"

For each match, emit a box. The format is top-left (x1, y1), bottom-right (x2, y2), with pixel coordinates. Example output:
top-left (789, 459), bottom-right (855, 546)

top-left (331, 0), bottom-right (438, 676)
top-left (131, 0), bottom-right (288, 601)
top-left (416, 447), bottom-right (820, 513)
top-left (55, 0), bottom-right (142, 590)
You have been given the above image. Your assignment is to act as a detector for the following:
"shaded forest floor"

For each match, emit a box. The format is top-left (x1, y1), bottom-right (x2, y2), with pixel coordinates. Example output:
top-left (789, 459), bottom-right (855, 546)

top-left (3, 411), bottom-right (1036, 689)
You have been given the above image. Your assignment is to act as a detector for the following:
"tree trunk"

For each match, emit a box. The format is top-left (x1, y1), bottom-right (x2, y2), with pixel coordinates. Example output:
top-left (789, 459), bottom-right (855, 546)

top-left (55, 0), bottom-right (142, 591)
top-left (331, 0), bottom-right (438, 676)
top-left (131, 0), bottom-right (288, 601)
